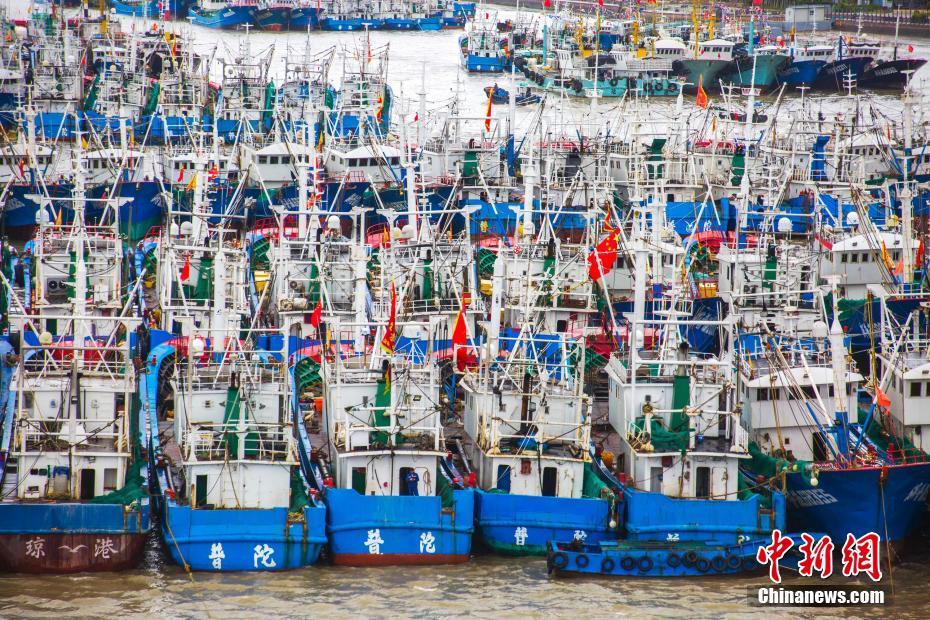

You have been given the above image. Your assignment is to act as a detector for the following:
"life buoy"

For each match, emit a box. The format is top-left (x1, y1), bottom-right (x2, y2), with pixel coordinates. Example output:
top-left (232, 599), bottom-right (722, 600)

top-left (601, 557), bottom-right (615, 573)
top-left (696, 557), bottom-right (711, 573)
top-left (575, 554), bottom-right (590, 568)
top-left (637, 556), bottom-right (653, 573)
top-left (742, 556), bottom-right (757, 571)
top-left (727, 554), bottom-right (742, 570)
top-left (620, 556), bottom-right (636, 571)
top-left (551, 552), bottom-right (569, 569)
top-left (667, 553), bottom-right (682, 568)
top-left (683, 550), bottom-right (698, 566)
top-left (711, 555), bottom-right (727, 572)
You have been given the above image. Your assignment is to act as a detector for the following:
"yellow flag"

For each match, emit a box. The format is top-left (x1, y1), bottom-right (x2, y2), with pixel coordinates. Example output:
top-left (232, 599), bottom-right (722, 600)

top-left (186, 173), bottom-right (197, 191)
top-left (55, 208), bottom-right (62, 227)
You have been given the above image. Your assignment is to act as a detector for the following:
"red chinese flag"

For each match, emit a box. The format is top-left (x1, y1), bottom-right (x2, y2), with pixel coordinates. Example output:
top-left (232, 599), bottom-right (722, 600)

top-left (598, 0), bottom-right (603, 5)
top-left (310, 297), bottom-right (322, 329)
top-left (875, 386), bottom-right (891, 410)
top-left (543, 0), bottom-right (551, 9)
top-left (452, 305), bottom-right (467, 371)
top-left (180, 255), bottom-right (191, 281)
top-left (177, 166), bottom-right (185, 183)
top-left (588, 232), bottom-right (619, 281)
top-left (380, 283), bottom-right (396, 354)
top-left (908, 44), bottom-right (914, 53)
top-left (753, 0), bottom-right (761, 5)
top-left (484, 86), bottom-right (494, 132)
top-left (696, 75), bottom-right (709, 109)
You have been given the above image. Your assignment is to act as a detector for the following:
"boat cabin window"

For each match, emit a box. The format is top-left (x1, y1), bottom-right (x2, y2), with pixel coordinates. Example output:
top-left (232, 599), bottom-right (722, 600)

top-left (911, 381), bottom-right (922, 398)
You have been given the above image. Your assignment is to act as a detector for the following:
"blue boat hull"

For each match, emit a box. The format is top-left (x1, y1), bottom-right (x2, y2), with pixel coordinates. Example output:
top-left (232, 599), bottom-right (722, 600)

top-left (442, 15), bottom-right (466, 28)
top-left (0, 502), bottom-right (151, 573)
top-left (464, 54), bottom-right (510, 73)
top-left (188, 5), bottom-right (254, 29)
top-left (786, 463), bottom-right (930, 544)
top-left (813, 56), bottom-right (873, 90)
top-left (289, 7), bottom-right (321, 29)
top-left (325, 487), bottom-right (475, 565)
top-left (475, 490), bottom-right (614, 555)
top-left (777, 58), bottom-right (826, 86)
top-left (320, 17), bottom-right (383, 31)
top-left (252, 7), bottom-right (289, 31)
top-left (161, 504), bottom-right (326, 571)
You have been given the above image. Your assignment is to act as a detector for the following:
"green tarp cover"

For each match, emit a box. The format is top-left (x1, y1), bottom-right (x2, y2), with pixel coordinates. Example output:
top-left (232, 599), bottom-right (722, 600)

top-left (631, 415), bottom-right (689, 453)
top-left (289, 467), bottom-right (311, 514)
top-left (582, 462), bottom-right (613, 500)
top-left (369, 379), bottom-right (392, 446)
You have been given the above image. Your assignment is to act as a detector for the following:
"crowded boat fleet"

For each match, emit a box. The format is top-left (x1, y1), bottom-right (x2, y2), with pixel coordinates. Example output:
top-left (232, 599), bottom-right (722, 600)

top-left (0, 1), bottom-right (929, 579)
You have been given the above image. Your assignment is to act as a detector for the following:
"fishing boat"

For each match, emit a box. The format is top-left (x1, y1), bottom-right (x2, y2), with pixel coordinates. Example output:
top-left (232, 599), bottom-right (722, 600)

top-left (188, 0), bottom-right (259, 29)
top-left (771, 42), bottom-right (833, 88)
top-left (859, 50), bottom-right (926, 90)
top-left (111, 0), bottom-right (190, 19)
top-left (482, 84), bottom-right (539, 105)
top-left (319, 0), bottom-right (384, 31)
top-left (144, 157), bottom-right (326, 571)
top-left (812, 37), bottom-right (878, 91)
top-left (549, 193), bottom-right (792, 577)
top-left (675, 38), bottom-right (735, 93)
top-left (0, 144), bottom-right (151, 573)
top-left (289, 0), bottom-right (323, 30)
top-left (723, 44), bottom-right (789, 93)
top-left (316, 267), bottom-right (476, 564)
top-left (458, 169), bottom-right (620, 556)
top-left (252, 0), bottom-right (293, 31)
top-left (382, 0), bottom-right (442, 31)
top-left (460, 12), bottom-right (511, 73)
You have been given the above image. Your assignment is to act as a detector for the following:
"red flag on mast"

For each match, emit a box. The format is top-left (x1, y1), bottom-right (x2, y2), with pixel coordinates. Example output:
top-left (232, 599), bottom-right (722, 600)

top-left (310, 297), bottom-right (323, 329)
top-left (696, 75), bottom-right (709, 109)
top-left (587, 231), bottom-right (619, 281)
top-left (452, 304), bottom-right (467, 371)
top-left (180, 255), bottom-right (191, 282)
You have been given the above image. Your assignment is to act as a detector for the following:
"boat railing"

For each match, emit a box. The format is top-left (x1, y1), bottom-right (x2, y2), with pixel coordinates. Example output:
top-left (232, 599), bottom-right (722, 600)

top-left (19, 344), bottom-right (132, 379)
top-left (337, 404), bottom-right (442, 451)
top-left (18, 416), bottom-right (128, 454)
top-left (486, 414), bottom-right (590, 451)
top-left (184, 422), bottom-right (294, 463)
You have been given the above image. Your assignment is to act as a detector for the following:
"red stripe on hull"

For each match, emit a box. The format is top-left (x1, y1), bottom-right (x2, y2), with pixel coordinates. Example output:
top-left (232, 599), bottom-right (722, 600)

top-left (332, 553), bottom-right (470, 567)
top-left (0, 533), bottom-right (146, 574)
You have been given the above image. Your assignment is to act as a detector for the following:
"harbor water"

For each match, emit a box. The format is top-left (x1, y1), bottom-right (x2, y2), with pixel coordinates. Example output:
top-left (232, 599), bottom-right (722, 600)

top-left (2, 533), bottom-right (930, 617)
